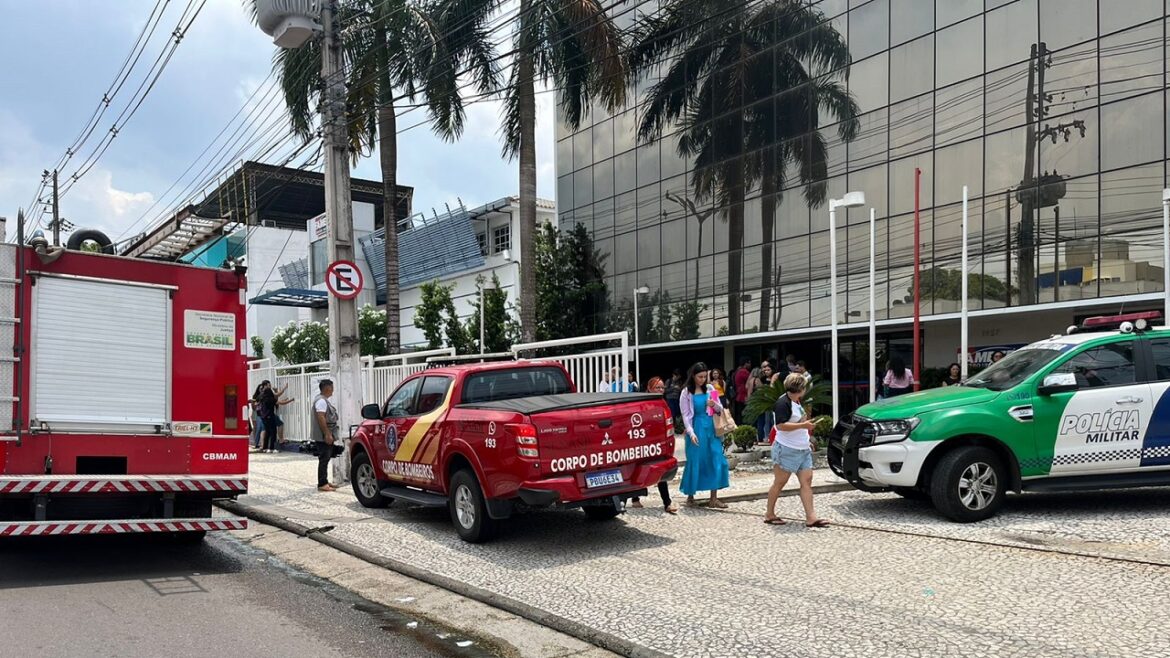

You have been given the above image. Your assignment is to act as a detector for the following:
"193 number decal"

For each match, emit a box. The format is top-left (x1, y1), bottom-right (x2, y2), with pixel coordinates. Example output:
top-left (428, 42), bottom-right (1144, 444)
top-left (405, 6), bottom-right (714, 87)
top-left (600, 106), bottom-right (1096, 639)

top-left (627, 428), bottom-right (647, 440)
top-left (485, 437), bottom-right (498, 449)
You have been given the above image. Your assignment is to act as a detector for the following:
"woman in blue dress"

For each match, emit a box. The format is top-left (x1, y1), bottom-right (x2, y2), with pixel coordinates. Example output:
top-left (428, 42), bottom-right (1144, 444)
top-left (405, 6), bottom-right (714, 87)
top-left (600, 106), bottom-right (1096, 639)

top-left (679, 362), bottom-right (731, 508)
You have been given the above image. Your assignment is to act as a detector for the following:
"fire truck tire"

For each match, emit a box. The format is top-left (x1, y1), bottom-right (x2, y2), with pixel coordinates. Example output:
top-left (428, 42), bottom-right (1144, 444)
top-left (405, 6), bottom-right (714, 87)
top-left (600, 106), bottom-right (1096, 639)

top-left (449, 469), bottom-right (496, 543)
top-left (350, 452), bottom-right (391, 508)
top-left (929, 446), bottom-right (1006, 523)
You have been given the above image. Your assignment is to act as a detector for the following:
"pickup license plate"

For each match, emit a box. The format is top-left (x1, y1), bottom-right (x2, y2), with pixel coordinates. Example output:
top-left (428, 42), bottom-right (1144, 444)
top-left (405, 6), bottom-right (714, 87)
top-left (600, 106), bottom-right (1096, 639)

top-left (585, 469), bottom-right (623, 489)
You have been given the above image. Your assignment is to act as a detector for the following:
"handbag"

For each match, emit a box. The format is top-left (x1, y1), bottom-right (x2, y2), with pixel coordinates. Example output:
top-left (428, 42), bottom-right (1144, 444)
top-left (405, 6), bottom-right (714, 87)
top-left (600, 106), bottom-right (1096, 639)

top-left (714, 407), bottom-right (737, 437)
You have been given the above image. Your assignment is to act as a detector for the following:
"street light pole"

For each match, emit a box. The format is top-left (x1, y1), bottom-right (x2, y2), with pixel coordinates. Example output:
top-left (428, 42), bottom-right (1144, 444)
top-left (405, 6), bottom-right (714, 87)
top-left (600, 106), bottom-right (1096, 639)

top-left (1163, 188), bottom-right (1170, 323)
top-left (633, 286), bottom-right (650, 389)
top-left (961, 186), bottom-right (970, 381)
top-left (829, 192), bottom-right (865, 426)
top-left (868, 207), bottom-right (876, 404)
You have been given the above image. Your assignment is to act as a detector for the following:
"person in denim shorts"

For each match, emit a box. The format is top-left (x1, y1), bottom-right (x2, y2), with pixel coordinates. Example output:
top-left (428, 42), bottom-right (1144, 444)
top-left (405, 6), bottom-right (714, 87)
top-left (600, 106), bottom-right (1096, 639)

top-left (763, 373), bottom-right (829, 527)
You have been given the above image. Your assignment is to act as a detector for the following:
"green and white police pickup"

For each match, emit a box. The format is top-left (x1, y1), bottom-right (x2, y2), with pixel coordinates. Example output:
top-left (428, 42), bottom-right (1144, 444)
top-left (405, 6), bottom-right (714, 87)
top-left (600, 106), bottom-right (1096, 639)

top-left (829, 312), bottom-right (1170, 522)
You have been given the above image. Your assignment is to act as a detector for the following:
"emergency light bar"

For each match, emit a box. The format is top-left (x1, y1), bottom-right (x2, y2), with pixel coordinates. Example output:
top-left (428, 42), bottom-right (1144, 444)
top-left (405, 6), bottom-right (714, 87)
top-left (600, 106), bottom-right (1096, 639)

top-left (1080, 311), bottom-right (1162, 331)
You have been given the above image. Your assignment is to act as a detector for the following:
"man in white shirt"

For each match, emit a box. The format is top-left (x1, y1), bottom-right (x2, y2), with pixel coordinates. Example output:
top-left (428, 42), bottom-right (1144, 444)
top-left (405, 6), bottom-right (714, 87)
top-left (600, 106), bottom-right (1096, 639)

top-left (312, 379), bottom-right (339, 492)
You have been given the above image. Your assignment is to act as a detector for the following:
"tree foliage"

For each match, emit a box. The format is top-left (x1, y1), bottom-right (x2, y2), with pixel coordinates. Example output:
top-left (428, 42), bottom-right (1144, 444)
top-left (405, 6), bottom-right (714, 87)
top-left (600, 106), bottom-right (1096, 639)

top-left (270, 321), bottom-right (329, 364)
top-left (359, 304), bottom-right (389, 357)
top-left (915, 267), bottom-right (1013, 303)
top-left (249, 335), bottom-right (265, 360)
top-left (534, 222), bottom-right (611, 340)
top-left (413, 280), bottom-right (471, 351)
top-left (611, 292), bottom-right (707, 344)
top-left (465, 273), bottom-right (519, 353)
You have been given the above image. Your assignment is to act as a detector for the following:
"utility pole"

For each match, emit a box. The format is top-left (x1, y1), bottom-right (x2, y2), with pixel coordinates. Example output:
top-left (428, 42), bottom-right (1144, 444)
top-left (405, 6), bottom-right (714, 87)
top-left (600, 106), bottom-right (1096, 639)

top-left (51, 170), bottom-right (60, 247)
top-left (1018, 42), bottom-right (1044, 306)
top-left (320, 2), bottom-right (361, 485)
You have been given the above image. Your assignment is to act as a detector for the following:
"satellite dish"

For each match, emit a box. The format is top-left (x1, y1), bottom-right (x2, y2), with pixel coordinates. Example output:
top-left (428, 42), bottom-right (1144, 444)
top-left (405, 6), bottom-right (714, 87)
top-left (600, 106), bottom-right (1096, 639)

top-left (255, 0), bottom-right (321, 49)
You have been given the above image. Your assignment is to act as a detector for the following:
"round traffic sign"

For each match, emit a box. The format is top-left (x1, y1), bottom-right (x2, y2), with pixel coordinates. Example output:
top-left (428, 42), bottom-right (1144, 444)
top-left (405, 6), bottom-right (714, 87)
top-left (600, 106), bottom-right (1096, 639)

top-left (325, 260), bottom-right (363, 300)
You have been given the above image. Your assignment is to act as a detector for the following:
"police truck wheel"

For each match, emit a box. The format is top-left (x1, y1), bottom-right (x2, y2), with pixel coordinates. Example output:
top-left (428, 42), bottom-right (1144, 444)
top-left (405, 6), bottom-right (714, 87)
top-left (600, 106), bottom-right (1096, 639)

top-left (929, 447), bottom-right (1005, 522)
top-left (350, 452), bottom-right (390, 508)
top-left (583, 503), bottom-right (622, 521)
top-left (449, 469), bottom-right (496, 543)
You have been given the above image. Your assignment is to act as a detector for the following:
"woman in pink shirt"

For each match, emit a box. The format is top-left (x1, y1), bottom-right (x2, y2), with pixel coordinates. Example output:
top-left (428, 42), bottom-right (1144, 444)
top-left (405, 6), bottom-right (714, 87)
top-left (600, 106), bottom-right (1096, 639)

top-left (882, 356), bottom-right (915, 397)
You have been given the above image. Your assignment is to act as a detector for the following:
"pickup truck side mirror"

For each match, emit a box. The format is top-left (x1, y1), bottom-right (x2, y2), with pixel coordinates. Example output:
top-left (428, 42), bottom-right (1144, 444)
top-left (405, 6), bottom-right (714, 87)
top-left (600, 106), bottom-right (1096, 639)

top-left (1039, 372), bottom-right (1078, 396)
top-left (361, 404), bottom-right (382, 420)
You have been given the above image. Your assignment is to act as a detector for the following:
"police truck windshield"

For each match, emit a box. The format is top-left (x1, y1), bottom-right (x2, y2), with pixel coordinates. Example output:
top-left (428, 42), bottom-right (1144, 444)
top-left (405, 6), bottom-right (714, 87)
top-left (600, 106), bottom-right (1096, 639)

top-left (965, 348), bottom-right (1064, 391)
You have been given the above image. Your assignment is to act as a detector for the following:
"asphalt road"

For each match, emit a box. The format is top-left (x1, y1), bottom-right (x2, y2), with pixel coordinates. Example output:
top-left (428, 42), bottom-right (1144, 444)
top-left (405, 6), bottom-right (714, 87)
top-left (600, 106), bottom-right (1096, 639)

top-left (0, 531), bottom-right (499, 658)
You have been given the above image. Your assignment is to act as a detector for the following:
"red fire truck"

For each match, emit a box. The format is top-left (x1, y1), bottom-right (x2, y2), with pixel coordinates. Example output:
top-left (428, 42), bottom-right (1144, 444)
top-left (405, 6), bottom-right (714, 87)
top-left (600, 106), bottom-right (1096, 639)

top-left (0, 235), bottom-right (249, 539)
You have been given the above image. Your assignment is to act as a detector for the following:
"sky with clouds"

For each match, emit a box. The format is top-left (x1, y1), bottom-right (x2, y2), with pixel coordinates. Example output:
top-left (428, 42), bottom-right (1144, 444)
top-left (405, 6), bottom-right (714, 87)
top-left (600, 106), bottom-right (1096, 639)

top-left (0, 0), bottom-right (556, 243)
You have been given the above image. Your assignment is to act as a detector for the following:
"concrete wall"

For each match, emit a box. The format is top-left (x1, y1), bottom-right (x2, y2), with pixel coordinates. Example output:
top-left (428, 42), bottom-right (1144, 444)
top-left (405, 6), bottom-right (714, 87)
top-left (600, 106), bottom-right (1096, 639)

top-left (245, 225), bottom-right (311, 354)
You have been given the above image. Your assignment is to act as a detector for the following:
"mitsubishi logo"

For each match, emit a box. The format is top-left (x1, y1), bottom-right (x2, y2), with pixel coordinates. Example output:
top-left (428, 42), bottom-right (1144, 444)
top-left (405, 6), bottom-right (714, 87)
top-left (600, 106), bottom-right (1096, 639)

top-left (601, 432), bottom-right (613, 445)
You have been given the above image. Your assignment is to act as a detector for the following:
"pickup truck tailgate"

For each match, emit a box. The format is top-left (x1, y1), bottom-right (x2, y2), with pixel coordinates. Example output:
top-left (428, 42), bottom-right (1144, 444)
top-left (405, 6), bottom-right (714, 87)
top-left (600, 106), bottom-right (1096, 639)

top-left (525, 394), bottom-right (672, 476)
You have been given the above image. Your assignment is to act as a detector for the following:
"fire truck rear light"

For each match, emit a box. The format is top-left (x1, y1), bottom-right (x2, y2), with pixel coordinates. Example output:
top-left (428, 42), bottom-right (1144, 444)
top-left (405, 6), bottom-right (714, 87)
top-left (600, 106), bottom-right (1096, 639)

top-left (518, 447), bottom-right (539, 457)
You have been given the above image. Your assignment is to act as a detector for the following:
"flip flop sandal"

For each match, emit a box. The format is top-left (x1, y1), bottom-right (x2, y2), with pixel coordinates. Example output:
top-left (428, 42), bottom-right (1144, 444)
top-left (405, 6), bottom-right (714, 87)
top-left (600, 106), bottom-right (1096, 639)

top-left (709, 501), bottom-right (729, 509)
top-left (665, 505), bottom-right (679, 515)
top-left (763, 517), bottom-right (787, 525)
top-left (805, 519), bottom-right (831, 528)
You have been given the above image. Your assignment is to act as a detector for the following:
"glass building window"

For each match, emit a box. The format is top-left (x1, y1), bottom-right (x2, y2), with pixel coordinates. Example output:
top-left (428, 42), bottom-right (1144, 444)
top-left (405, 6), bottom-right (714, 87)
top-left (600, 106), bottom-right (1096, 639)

top-left (936, 0), bottom-right (981, 28)
top-left (1100, 22), bottom-right (1165, 104)
top-left (850, 53), bottom-right (889, 113)
top-left (848, 0), bottom-right (889, 61)
top-left (492, 225), bottom-right (511, 255)
top-left (1101, 92), bottom-right (1165, 171)
top-left (889, 35), bottom-right (934, 103)
top-left (1040, 0), bottom-right (1096, 51)
top-left (935, 78), bottom-right (984, 147)
top-left (985, 0), bottom-right (1038, 72)
top-left (890, 0), bottom-right (932, 45)
top-left (476, 233), bottom-right (486, 256)
top-left (936, 16), bottom-right (983, 87)
top-left (1099, 0), bottom-right (1164, 35)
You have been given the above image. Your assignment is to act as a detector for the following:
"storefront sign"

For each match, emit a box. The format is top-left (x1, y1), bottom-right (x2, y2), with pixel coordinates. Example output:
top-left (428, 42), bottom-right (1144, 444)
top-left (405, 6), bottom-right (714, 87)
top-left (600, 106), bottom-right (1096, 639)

top-left (961, 343), bottom-right (1027, 366)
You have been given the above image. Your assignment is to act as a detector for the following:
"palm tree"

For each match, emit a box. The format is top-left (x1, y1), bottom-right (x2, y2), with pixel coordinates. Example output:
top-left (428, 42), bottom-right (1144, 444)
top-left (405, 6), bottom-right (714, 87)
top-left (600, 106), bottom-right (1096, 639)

top-left (460, 0), bottom-right (626, 343)
top-left (269, 0), bottom-right (495, 354)
top-left (629, 0), bottom-right (857, 335)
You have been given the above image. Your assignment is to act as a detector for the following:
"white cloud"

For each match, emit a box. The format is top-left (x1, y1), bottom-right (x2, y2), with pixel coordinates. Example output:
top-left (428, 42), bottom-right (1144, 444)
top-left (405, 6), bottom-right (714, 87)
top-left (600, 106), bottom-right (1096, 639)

top-left (0, 110), bottom-right (155, 241)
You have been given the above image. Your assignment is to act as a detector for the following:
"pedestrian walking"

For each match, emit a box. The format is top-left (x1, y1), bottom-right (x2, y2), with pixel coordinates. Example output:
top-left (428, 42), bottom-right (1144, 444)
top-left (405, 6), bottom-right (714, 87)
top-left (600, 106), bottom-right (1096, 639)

top-left (752, 362), bottom-right (775, 441)
top-left (312, 378), bottom-right (339, 492)
top-left (763, 374), bottom-right (830, 528)
top-left (680, 362), bottom-right (730, 509)
top-left (630, 377), bottom-right (680, 514)
top-left (732, 358), bottom-right (752, 422)
top-left (882, 357), bottom-right (915, 397)
top-left (941, 363), bottom-right (962, 386)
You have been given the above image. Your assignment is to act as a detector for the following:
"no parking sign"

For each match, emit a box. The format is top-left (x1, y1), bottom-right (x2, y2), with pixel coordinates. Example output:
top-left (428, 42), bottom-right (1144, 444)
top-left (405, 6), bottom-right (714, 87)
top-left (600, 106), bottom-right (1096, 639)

top-left (325, 260), bottom-right (363, 300)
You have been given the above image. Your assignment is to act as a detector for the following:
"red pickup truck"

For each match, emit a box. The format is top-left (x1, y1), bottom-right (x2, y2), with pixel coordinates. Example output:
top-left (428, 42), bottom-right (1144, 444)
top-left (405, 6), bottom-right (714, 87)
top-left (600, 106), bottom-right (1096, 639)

top-left (347, 361), bottom-right (677, 542)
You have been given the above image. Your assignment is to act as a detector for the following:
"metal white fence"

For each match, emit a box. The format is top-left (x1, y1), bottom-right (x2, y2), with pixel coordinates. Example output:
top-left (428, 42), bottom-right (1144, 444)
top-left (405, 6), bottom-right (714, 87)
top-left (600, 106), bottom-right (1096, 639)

top-left (512, 331), bottom-right (630, 393)
top-left (246, 332), bottom-right (633, 442)
top-left (246, 348), bottom-right (455, 442)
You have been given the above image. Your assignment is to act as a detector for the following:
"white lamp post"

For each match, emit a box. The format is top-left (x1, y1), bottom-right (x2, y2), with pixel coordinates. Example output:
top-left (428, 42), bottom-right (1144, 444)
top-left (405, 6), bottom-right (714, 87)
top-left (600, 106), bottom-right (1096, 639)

top-left (1163, 188), bottom-right (1170, 323)
top-left (633, 286), bottom-right (650, 389)
top-left (829, 191), bottom-right (866, 425)
top-left (961, 186), bottom-right (970, 381)
top-left (868, 207), bottom-right (876, 404)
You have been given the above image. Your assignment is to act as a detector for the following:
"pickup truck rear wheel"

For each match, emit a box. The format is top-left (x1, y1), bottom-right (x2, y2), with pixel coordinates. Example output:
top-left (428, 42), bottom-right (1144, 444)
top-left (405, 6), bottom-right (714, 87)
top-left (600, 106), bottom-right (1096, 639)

top-left (350, 452), bottom-right (390, 508)
top-left (449, 469), bottom-right (496, 543)
top-left (929, 446), bottom-right (1005, 522)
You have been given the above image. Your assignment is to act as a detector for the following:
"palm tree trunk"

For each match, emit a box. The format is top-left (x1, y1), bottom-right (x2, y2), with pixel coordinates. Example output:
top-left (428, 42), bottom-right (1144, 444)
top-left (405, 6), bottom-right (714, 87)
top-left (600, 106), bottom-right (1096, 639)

top-left (759, 161), bottom-right (776, 332)
top-left (516, 20), bottom-right (538, 343)
top-left (375, 16), bottom-right (400, 354)
top-left (727, 166), bottom-right (744, 335)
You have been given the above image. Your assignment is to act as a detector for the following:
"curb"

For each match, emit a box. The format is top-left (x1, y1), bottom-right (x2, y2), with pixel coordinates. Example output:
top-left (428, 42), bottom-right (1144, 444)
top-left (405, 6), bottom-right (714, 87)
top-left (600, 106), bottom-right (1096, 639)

top-left (217, 499), bottom-right (672, 658)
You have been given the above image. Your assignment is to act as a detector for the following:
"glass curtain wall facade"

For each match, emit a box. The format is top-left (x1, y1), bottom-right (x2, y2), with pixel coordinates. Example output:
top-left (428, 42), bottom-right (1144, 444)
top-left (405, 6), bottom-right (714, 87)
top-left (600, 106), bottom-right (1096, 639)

top-left (555, 0), bottom-right (1169, 344)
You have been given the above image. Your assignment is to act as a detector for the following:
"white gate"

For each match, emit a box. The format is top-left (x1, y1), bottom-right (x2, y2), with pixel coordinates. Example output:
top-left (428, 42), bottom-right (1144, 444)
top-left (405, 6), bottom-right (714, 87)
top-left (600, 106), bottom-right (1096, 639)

top-left (246, 348), bottom-right (455, 442)
top-left (512, 332), bottom-right (630, 393)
